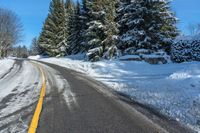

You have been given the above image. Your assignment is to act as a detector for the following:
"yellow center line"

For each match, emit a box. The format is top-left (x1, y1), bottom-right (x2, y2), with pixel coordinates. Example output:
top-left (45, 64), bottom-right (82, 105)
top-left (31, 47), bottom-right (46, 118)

top-left (28, 63), bottom-right (46, 133)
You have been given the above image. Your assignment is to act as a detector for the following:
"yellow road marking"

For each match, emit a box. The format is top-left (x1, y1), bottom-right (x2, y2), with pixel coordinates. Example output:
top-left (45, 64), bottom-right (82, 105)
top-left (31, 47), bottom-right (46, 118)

top-left (28, 64), bottom-right (46, 133)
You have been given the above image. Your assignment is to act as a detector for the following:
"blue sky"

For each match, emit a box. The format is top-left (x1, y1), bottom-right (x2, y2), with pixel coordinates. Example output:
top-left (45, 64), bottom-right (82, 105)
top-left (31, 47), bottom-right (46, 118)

top-left (0, 0), bottom-right (199, 47)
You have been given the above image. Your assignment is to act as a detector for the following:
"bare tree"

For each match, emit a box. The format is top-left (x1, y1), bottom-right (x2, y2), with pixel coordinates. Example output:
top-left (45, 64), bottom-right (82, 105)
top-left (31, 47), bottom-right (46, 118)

top-left (188, 23), bottom-right (200, 35)
top-left (0, 8), bottom-right (23, 58)
top-left (30, 37), bottom-right (39, 55)
top-left (197, 24), bottom-right (200, 35)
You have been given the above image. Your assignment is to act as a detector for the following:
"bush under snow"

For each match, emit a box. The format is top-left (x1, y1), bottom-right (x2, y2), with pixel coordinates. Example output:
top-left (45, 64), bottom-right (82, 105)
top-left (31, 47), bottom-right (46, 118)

top-left (171, 35), bottom-right (200, 63)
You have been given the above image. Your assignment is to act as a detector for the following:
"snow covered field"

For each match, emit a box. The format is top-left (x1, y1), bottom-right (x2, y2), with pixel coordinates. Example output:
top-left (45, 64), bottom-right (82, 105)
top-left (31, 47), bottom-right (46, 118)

top-left (29, 55), bottom-right (200, 132)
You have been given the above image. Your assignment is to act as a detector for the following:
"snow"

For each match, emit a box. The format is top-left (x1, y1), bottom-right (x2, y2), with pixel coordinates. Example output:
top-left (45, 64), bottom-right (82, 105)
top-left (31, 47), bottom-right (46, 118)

top-left (0, 59), bottom-right (15, 78)
top-left (119, 55), bottom-right (140, 60)
top-left (33, 55), bottom-right (200, 132)
top-left (0, 60), bottom-right (42, 132)
top-left (28, 55), bottom-right (42, 60)
top-left (168, 72), bottom-right (192, 80)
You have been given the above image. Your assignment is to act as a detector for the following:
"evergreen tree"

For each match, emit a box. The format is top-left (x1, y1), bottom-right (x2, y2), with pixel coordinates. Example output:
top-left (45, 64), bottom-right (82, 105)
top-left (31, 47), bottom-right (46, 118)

top-left (117, 0), bottom-right (179, 55)
top-left (65, 0), bottom-right (76, 54)
top-left (78, 0), bottom-right (90, 53)
top-left (68, 1), bottom-right (84, 54)
top-left (116, 0), bottom-right (130, 36)
top-left (38, 15), bottom-right (54, 56)
top-left (65, 0), bottom-right (75, 37)
top-left (38, 0), bottom-right (68, 57)
top-left (85, 0), bottom-right (119, 61)
top-left (171, 38), bottom-right (200, 62)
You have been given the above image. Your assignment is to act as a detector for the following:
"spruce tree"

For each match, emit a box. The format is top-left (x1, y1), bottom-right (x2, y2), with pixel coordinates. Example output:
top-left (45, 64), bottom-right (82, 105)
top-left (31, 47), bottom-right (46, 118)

top-left (103, 0), bottom-right (119, 59)
top-left (85, 0), bottom-right (119, 61)
top-left (38, 15), bottom-right (54, 56)
top-left (79, 0), bottom-right (90, 53)
top-left (38, 0), bottom-right (68, 57)
top-left (117, 0), bottom-right (179, 55)
top-left (65, 0), bottom-right (77, 54)
top-left (68, 1), bottom-right (84, 54)
top-left (116, 0), bottom-right (130, 51)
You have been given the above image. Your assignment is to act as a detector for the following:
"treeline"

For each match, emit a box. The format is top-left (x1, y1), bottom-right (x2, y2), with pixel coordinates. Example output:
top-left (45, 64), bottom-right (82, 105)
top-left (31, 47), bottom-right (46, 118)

top-left (38, 0), bottom-right (178, 61)
top-left (9, 37), bottom-right (41, 58)
top-left (11, 45), bottom-right (29, 58)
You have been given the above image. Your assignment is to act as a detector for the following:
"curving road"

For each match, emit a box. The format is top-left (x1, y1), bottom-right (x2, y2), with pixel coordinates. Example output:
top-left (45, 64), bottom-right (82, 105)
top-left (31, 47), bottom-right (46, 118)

top-left (0, 59), bottom-right (194, 133)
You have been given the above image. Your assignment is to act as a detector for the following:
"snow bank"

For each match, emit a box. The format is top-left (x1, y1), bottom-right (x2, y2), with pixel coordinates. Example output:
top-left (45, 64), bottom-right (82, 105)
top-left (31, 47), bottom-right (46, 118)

top-left (0, 60), bottom-right (42, 132)
top-left (0, 59), bottom-right (15, 78)
top-left (32, 55), bottom-right (200, 132)
top-left (28, 55), bottom-right (42, 60)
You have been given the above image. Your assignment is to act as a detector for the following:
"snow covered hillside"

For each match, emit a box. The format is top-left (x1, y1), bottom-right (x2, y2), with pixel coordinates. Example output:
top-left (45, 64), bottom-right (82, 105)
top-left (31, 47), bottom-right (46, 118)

top-left (29, 55), bottom-right (200, 132)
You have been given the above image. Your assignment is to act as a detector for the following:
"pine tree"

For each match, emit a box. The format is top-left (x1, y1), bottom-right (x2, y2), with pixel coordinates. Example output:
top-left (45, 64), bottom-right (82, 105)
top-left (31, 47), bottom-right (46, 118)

top-left (38, 15), bottom-right (54, 56)
top-left (103, 0), bottom-right (119, 59)
top-left (116, 0), bottom-right (130, 52)
top-left (78, 0), bottom-right (90, 53)
top-left (116, 0), bottom-right (130, 36)
top-left (38, 0), bottom-right (68, 57)
top-left (171, 38), bottom-right (200, 62)
top-left (65, 0), bottom-right (76, 54)
top-left (85, 0), bottom-right (119, 61)
top-left (117, 0), bottom-right (179, 55)
top-left (68, 1), bottom-right (84, 54)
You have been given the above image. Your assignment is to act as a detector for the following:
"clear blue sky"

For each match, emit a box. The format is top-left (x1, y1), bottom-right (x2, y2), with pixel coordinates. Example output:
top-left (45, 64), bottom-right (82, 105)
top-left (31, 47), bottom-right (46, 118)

top-left (0, 0), bottom-right (199, 47)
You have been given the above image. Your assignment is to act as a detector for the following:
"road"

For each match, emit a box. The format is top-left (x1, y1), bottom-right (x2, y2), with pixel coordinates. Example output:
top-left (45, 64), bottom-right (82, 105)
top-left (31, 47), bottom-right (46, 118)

top-left (0, 60), bottom-right (194, 133)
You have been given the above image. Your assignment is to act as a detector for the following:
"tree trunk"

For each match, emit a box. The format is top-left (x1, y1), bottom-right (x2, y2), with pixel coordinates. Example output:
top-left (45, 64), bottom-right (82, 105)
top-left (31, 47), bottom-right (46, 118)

top-left (4, 50), bottom-right (7, 57)
top-left (0, 50), bottom-right (4, 58)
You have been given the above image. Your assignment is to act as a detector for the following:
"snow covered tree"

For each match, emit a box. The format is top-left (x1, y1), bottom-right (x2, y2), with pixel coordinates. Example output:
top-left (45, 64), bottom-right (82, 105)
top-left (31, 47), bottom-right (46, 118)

top-left (171, 37), bottom-right (200, 62)
top-left (85, 0), bottom-right (119, 61)
top-left (65, 0), bottom-right (74, 53)
top-left (117, 0), bottom-right (179, 55)
top-left (116, 0), bottom-right (130, 36)
top-left (65, 0), bottom-right (77, 54)
top-left (38, 0), bottom-right (68, 57)
top-left (77, 0), bottom-right (90, 53)
top-left (13, 45), bottom-right (29, 58)
top-left (67, 1), bottom-right (84, 54)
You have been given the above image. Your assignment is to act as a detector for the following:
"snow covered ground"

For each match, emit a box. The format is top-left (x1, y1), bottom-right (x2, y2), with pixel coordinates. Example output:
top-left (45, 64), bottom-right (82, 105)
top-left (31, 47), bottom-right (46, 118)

top-left (0, 59), bottom-right (42, 132)
top-left (29, 55), bottom-right (200, 132)
top-left (0, 59), bottom-right (15, 78)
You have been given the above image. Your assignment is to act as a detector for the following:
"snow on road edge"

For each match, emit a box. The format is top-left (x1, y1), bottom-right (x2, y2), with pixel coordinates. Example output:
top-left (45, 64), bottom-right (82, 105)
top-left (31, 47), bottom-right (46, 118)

top-left (0, 59), bottom-right (15, 78)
